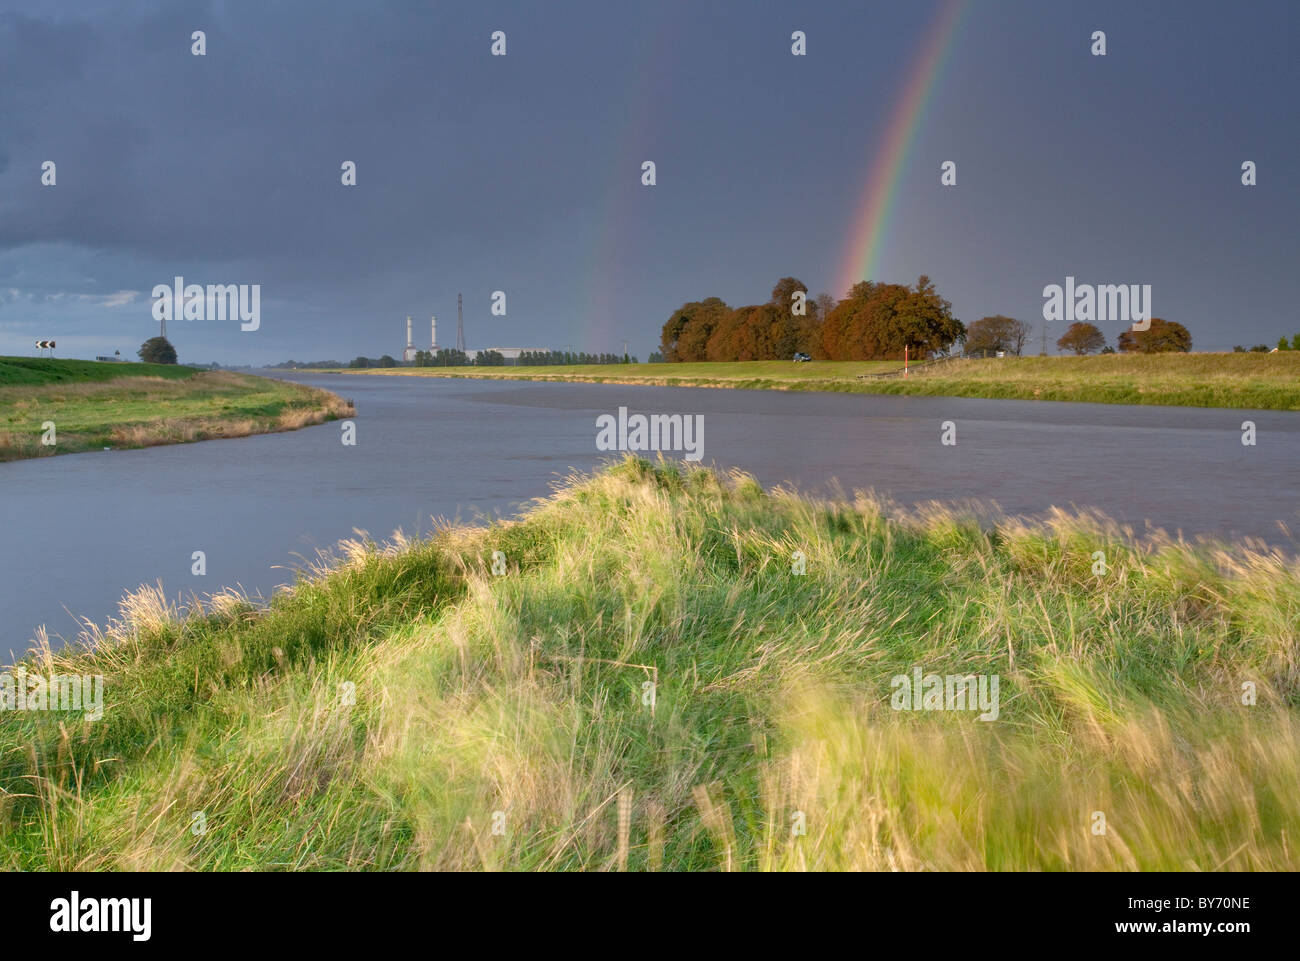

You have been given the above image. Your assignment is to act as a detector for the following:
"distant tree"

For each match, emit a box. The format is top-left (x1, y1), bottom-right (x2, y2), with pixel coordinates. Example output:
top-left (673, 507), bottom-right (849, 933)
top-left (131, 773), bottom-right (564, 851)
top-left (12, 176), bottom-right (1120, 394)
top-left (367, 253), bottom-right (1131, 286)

top-left (768, 277), bottom-right (811, 359)
top-left (1116, 318), bottom-right (1192, 353)
top-left (1100, 345), bottom-right (1116, 354)
top-left (965, 315), bottom-right (1030, 356)
top-left (348, 356), bottom-right (371, 368)
top-left (138, 336), bottom-right (178, 364)
top-left (437, 349), bottom-right (469, 366)
top-left (377, 354), bottom-right (397, 368)
top-left (648, 351), bottom-right (664, 363)
top-left (820, 276), bottom-right (963, 361)
top-left (1278, 337), bottom-right (1292, 351)
top-left (1056, 322), bottom-right (1107, 355)
top-left (1232, 345), bottom-right (1246, 353)
top-left (271, 359), bottom-right (345, 369)
top-left (706, 304), bottom-right (771, 361)
top-left (661, 297), bottom-right (731, 361)
top-left (814, 293), bottom-right (836, 324)
top-left (1009, 318), bottom-right (1032, 355)
top-left (1292, 333), bottom-right (1300, 351)
top-left (1249, 344), bottom-right (1270, 352)
top-left (769, 277), bottom-right (808, 309)
top-left (963, 319), bottom-right (997, 355)
top-left (475, 350), bottom-right (505, 366)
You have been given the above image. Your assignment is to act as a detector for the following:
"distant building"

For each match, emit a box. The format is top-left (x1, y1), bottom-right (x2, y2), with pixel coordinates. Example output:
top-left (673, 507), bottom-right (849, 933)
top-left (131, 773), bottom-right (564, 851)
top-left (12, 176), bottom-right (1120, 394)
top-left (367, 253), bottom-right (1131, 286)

top-left (465, 348), bottom-right (547, 365)
top-left (402, 315), bottom-right (438, 363)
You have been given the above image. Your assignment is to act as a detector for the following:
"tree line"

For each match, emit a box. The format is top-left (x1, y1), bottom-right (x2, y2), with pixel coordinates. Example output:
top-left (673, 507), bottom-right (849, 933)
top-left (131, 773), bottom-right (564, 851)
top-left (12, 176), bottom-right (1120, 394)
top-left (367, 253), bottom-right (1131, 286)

top-left (1234, 332), bottom-right (1300, 353)
top-left (660, 277), bottom-right (1206, 361)
top-left (340, 349), bottom-right (640, 368)
top-left (661, 276), bottom-right (962, 362)
top-left (515, 350), bottom-right (636, 365)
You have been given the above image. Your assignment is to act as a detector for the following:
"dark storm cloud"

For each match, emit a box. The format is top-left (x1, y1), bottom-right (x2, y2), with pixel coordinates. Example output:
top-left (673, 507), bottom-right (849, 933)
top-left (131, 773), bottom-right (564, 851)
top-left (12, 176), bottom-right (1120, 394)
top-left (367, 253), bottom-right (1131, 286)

top-left (0, 0), bottom-right (1296, 364)
top-left (0, 2), bottom-right (585, 273)
top-left (0, 0), bottom-right (647, 359)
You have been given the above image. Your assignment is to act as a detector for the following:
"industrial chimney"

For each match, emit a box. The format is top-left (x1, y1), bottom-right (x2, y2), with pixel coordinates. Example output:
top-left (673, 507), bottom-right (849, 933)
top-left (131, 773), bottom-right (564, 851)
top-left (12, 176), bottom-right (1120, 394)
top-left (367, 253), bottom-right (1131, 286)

top-left (431, 316), bottom-right (437, 351)
top-left (406, 316), bottom-right (413, 349)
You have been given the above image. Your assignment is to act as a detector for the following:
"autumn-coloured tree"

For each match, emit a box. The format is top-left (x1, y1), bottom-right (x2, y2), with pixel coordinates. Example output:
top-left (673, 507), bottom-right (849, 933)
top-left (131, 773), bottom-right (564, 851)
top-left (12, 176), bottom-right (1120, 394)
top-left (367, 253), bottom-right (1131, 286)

top-left (814, 293), bottom-right (835, 324)
top-left (1056, 322), bottom-right (1106, 355)
top-left (703, 304), bottom-right (774, 360)
top-left (821, 277), bottom-right (962, 360)
top-left (820, 281), bottom-right (887, 359)
top-left (662, 276), bottom-right (960, 362)
top-left (661, 297), bottom-right (730, 361)
top-left (1116, 318), bottom-right (1192, 353)
top-left (894, 276), bottom-right (964, 357)
top-left (966, 315), bottom-right (1031, 356)
top-left (769, 277), bottom-right (808, 311)
top-left (769, 277), bottom-right (813, 359)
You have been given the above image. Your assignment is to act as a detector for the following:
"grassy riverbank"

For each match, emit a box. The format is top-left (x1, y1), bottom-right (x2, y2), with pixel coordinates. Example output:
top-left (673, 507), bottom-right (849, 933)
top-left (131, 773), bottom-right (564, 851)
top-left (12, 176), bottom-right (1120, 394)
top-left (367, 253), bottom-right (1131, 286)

top-left (3, 458), bottom-right (1296, 870)
top-left (340, 353), bottom-right (1300, 410)
top-left (0, 357), bottom-right (354, 461)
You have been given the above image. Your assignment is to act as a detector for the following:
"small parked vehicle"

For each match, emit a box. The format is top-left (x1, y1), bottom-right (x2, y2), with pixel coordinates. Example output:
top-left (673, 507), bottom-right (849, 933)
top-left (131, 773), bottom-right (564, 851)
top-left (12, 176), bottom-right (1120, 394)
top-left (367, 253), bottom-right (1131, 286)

top-left (793, 352), bottom-right (812, 362)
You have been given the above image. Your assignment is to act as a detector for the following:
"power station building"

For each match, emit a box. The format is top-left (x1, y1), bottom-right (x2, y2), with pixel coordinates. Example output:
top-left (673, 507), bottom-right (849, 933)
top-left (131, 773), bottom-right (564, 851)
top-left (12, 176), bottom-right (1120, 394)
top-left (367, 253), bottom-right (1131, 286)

top-left (399, 309), bottom-right (543, 365)
top-left (465, 347), bottom-right (533, 364)
top-left (402, 315), bottom-right (437, 363)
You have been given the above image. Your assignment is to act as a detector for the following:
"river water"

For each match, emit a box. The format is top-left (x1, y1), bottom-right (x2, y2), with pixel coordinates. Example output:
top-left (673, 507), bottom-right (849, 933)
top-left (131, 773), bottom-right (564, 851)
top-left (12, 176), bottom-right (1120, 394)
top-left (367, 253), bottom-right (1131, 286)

top-left (2, 372), bottom-right (1296, 659)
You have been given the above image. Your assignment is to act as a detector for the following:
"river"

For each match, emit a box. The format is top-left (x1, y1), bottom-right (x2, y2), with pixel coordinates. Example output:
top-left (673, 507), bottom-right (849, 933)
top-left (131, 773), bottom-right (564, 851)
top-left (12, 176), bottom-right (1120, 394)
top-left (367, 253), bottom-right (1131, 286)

top-left (2, 371), bottom-right (1296, 659)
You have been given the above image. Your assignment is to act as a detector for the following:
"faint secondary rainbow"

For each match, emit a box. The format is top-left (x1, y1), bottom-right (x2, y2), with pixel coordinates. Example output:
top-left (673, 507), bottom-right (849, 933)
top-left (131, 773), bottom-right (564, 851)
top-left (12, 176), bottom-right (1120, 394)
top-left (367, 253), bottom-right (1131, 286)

top-left (835, 0), bottom-right (967, 297)
top-left (580, 16), bottom-right (675, 355)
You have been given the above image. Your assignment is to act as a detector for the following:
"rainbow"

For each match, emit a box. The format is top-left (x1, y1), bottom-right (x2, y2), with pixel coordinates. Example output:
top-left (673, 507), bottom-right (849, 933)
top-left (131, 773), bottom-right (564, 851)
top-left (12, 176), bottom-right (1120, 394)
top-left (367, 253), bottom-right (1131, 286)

top-left (835, 0), bottom-right (967, 297)
top-left (580, 18), bottom-right (675, 355)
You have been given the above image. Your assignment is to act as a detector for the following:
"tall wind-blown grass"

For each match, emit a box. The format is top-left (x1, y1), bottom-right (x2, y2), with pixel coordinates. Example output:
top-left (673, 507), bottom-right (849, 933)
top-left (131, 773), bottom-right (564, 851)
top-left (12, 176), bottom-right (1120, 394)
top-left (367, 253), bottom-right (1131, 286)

top-left (1, 459), bottom-right (1296, 870)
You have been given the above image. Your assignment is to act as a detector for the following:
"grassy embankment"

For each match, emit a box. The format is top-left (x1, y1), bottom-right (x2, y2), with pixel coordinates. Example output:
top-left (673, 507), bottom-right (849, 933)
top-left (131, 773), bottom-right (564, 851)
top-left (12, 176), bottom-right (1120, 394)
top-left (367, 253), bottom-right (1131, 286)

top-left (0, 356), bottom-right (354, 461)
top-left (2, 458), bottom-right (1296, 870)
top-left (343, 353), bottom-right (1300, 410)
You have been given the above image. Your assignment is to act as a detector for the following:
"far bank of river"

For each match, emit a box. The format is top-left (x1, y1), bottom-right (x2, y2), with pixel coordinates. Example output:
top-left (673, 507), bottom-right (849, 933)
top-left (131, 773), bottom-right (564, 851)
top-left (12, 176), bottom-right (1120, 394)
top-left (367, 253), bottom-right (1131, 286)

top-left (0, 359), bottom-right (353, 462)
top-left (333, 353), bottom-right (1300, 410)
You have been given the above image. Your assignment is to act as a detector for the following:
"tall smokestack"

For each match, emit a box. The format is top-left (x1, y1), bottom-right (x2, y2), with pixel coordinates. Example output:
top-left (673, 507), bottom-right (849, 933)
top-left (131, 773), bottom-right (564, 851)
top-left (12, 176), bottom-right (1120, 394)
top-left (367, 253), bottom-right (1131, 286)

top-left (431, 315), bottom-right (437, 350)
top-left (406, 316), bottom-right (412, 348)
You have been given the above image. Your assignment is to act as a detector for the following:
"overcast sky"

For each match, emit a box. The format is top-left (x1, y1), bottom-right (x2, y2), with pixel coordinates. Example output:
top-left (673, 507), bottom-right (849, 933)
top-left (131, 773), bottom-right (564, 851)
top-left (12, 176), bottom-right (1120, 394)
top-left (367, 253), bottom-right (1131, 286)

top-left (0, 0), bottom-right (1295, 364)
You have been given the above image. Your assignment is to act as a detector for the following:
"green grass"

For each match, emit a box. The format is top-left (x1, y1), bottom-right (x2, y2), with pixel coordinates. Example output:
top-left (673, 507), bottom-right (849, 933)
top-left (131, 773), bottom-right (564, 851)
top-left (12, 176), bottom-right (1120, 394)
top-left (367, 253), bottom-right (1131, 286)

top-left (854, 353), bottom-right (1300, 409)
top-left (0, 358), bottom-right (354, 461)
top-left (3, 459), bottom-right (1296, 870)
top-left (0, 356), bottom-right (200, 387)
top-left (342, 353), bottom-right (1300, 410)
